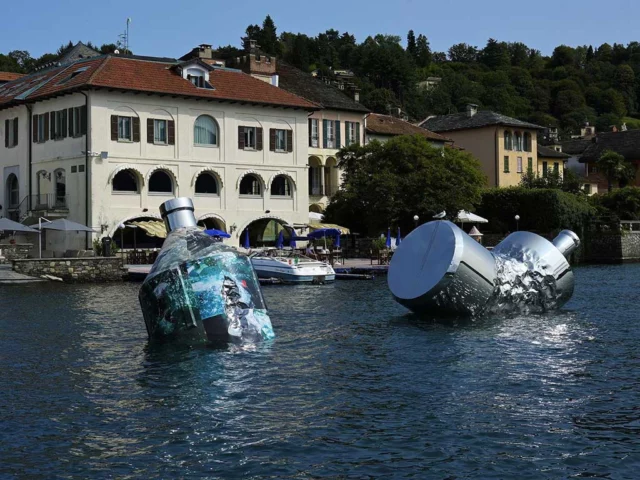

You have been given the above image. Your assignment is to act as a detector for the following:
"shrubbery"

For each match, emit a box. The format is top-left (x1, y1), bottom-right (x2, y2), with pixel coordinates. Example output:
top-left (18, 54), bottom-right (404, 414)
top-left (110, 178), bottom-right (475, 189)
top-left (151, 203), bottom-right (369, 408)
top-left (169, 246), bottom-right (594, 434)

top-left (591, 186), bottom-right (640, 221)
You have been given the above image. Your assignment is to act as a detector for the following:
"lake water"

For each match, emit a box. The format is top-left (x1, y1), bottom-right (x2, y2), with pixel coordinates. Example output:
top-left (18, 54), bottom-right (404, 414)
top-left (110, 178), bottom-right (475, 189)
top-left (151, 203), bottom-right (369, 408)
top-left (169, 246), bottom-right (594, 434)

top-left (1, 265), bottom-right (639, 478)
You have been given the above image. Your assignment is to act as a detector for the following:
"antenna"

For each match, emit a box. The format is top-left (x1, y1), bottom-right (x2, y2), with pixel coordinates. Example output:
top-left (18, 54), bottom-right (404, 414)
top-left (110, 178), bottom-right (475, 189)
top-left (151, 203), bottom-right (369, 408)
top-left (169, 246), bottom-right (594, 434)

top-left (116, 18), bottom-right (132, 54)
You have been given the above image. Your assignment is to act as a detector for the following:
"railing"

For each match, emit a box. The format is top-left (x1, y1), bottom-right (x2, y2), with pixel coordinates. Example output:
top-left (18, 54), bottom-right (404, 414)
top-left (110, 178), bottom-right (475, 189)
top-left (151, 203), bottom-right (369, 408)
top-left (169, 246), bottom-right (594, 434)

top-left (310, 186), bottom-right (338, 197)
top-left (30, 194), bottom-right (69, 211)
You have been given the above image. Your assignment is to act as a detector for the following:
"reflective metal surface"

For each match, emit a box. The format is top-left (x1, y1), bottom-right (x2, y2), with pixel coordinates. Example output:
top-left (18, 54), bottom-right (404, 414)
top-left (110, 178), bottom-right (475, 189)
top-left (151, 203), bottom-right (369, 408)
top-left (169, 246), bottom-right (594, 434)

top-left (160, 197), bottom-right (198, 232)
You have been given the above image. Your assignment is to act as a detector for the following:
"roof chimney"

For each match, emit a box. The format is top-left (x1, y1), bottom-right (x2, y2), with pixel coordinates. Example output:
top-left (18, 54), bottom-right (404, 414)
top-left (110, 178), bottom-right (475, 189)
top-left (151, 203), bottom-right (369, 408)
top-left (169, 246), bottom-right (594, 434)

top-left (466, 104), bottom-right (478, 118)
top-left (197, 44), bottom-right (213, 59)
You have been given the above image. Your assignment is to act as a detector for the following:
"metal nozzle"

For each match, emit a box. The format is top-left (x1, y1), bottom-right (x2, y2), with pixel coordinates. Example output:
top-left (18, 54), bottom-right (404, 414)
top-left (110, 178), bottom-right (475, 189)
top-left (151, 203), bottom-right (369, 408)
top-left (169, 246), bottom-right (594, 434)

top-left (552, 230), bottom-right (581, 258)
top-left (159, 197), bottom-right (197, 233)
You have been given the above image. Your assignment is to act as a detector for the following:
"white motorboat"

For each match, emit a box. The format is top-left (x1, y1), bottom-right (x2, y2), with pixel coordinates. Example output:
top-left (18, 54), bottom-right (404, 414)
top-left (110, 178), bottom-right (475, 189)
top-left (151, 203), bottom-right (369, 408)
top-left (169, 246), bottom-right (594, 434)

top-left (250, 249), bottom-right (336, 283)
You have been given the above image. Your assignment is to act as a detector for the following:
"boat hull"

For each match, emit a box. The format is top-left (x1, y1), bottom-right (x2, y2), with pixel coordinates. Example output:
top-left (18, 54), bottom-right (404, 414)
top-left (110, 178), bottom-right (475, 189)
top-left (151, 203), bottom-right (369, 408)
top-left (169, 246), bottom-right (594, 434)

top-left (251, 259), bottom-right (336, 284)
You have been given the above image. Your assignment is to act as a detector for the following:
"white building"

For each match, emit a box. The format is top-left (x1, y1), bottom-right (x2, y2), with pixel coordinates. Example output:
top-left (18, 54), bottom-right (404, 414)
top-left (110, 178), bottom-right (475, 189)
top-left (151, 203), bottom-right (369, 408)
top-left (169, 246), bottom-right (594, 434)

top-left (0, 54), bottom-right (318, 253)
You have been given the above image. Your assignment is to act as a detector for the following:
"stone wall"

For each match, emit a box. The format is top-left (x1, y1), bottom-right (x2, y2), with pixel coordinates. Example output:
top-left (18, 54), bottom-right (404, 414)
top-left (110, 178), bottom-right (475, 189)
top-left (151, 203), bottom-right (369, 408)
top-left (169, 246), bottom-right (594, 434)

top-left (0, 243), bottom-right (33, 263)
top-left (12, 257), bottom-right (126, 282)
top-left (585, 232), bottom-right (640, 263)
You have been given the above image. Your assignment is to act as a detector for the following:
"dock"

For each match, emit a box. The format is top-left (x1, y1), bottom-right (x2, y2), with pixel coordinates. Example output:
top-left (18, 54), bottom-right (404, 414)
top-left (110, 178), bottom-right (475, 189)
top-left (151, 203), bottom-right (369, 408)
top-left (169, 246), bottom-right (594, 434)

top-left (0, 265), bottom-right (46, 284)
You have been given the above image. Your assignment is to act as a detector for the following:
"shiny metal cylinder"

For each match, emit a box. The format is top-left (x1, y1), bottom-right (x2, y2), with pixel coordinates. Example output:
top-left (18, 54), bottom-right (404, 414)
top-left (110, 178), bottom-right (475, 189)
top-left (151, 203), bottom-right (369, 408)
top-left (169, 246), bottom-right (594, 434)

top-left (388, 221), bottom-right (497, 316)
top-left (552, 230), bottom-right (581, 258)
top-left (159, 197), bottom-right (198, 232)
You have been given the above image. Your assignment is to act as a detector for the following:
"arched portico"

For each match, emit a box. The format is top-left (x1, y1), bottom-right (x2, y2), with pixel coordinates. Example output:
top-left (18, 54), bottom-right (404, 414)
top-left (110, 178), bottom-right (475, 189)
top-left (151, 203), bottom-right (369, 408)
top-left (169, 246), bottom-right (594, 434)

top-left (238, 215), bottom-right (292, 248)
top-left (197, 213), bottom-right (227, 232)
top-left (110, 214), bottom-right (165, 250)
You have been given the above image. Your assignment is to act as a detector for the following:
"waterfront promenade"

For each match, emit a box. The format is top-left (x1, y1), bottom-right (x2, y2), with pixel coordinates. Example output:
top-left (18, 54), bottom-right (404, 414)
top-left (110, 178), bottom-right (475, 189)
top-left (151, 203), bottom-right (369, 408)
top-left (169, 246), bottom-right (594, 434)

top-left (0, 265), bottom-right (44, 284)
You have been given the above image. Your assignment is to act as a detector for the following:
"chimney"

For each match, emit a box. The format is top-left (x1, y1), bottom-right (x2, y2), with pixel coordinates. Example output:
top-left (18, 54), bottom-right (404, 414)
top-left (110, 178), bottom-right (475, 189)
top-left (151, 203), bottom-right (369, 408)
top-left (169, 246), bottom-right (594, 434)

top-left (466, 104), bottom-right (478, 117)
top-left (198, 44), bottom-right (213, 59)
top-left (354, 91), bottom-right (360, 103)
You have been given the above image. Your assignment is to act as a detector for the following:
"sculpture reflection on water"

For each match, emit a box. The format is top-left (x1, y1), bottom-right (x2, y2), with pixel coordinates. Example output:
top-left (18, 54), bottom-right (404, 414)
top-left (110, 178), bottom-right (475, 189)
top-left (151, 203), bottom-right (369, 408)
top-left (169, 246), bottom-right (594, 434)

top-left (388, 221), bottom-right (580, 318)
top-left (139, 198), bottom-right (274, 344)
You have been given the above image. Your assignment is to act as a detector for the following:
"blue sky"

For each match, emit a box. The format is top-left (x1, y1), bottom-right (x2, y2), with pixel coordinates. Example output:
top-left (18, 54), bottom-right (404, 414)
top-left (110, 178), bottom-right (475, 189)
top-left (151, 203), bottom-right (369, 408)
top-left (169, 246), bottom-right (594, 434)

top-left (3, 0), bottom-right (640, 58)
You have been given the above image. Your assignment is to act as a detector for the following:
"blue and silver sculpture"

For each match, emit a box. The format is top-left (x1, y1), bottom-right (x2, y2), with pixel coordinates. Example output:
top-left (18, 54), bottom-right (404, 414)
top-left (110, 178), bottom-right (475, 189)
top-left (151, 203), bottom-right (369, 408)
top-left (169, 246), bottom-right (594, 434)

top-left (388, 220), bottom-right (580, 317)
top-left (139, 198), bottom-right (274, 344)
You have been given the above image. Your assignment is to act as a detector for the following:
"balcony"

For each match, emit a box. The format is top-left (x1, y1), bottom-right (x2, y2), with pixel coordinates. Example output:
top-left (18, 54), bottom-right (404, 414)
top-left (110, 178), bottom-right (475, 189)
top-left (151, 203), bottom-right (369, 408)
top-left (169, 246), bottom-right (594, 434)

top-left (27, 194), bottom-right (70, 220)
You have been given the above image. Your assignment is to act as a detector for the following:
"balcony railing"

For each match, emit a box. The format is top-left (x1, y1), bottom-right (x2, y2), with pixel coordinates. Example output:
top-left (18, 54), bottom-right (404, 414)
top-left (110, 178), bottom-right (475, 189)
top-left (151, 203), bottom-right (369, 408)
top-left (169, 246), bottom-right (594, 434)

top-left (310, 186), bottom-right (338, 197)
top-left (30, 194), bottom-right (69, 211)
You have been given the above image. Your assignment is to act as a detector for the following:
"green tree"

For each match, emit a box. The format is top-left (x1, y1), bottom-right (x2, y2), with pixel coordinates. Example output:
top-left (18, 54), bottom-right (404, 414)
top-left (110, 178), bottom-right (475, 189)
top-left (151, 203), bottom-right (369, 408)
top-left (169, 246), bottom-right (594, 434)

top-left (597, 150), bottom-right (635, 192)
top-left (415, 34), bottom-right (432, 67)
top-left (324, 135), bottom-right (486, 235)
top-left (407, 30), bottom-right (417, 58)
top-left (448, 43), bottom-right (478, 63)
top-left (479, 38), bottom-right (510, 69)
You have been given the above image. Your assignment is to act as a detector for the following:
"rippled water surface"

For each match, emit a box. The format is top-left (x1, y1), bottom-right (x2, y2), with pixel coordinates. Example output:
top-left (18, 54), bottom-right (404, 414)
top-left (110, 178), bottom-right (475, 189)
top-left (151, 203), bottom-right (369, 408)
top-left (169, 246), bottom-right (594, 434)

top-left (1, 264), bottom-right (640, 478)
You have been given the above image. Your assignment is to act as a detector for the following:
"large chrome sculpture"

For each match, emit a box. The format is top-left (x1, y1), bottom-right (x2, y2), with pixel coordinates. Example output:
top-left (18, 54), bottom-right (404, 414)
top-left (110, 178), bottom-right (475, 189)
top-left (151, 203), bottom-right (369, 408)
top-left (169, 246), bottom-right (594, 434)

top-left (388, 221), bottom-right (580, 317)
top-left (139, 198), bottom-right (274, 344)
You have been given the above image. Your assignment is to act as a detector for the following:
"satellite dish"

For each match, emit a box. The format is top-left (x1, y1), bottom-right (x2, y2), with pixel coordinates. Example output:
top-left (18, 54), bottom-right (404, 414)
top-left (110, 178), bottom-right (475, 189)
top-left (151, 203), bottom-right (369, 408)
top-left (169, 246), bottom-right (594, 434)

top-left (114, 49), bottom-right (120, 55)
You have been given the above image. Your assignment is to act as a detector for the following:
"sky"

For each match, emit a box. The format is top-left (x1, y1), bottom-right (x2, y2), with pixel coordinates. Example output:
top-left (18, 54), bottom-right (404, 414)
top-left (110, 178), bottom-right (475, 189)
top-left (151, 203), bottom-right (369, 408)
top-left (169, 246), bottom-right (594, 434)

top-left (2, 0), bottom-right (640, 59)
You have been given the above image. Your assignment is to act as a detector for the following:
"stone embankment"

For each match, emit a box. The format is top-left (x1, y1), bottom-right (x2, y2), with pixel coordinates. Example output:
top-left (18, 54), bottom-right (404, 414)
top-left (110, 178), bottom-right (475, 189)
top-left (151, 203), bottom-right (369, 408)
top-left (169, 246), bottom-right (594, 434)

top-left (12, 257), bottom-right (126, 282)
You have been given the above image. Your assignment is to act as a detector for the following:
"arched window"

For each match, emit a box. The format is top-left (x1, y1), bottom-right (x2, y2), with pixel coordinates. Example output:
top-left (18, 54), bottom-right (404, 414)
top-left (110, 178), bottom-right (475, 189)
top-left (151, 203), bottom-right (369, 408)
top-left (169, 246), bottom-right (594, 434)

top-left (54, 168), bottom-right (66, 207)
top-left (149, 170), bottom-right (174, 194)
top-left (524, 132), bottom-right (532, 152)
top-left (112, 169), bottom-right (139, 192)
top-left (271, 175), bottom-right (292, 197)
top-left (504, 131), bottom-right (513, 150)
top-left (6, 174), bottom-right (19, 207)
top-left (195, 172), bottom-right (219, 195)
top-left (239, 175), bottom-right (261, 196)
top-left (194, 115), bottom-right (218, 146)
top-left (514, 132), bottom-right (523, 151)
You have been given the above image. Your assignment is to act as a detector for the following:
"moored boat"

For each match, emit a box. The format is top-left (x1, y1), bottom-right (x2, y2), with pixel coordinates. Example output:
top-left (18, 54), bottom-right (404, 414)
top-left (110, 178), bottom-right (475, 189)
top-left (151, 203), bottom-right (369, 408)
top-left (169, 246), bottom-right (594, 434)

top-left (250, 249), bottom-right (336, 283)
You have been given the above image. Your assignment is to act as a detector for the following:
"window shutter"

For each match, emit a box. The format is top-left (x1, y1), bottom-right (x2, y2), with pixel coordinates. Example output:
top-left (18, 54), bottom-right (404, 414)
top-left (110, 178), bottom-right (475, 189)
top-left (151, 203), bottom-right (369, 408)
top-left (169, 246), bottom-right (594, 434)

top-left (13, 118), bottom-right (18, 146)
top-left (308, 119), bottom-right (312, 147)
top-left (355, 122), bottom-right (360, 145)
top-left (269, 128), bottom-right (276, 151)
top-left (68, 108), bottom-right (73, 135)
top-left (168, 120), bottom-right (175, 145)
top-left (110, 115), bottom-right (118, 141)
top-left (323, 119), bottom-right (328, 148)
top-left (4, 119), bottom-right (8, 148)
top-left (44, 113), bottom-right (49, 141)
top-left (61, 110), bottom-right (67, 138)
top-left (33, 116), bottom-right (38, 143)
top-left (81, 105), bottom-right (87, 135)
top-left (238, 126), bottom-right (245, 149)
top-left (132, 117), bottom-right (140, 142)
top-left (256, 127), bottom-right (263, 150)
top-left (50, 112), bottom-right (55, 139)
top-left (287, 129), bottom-right (293, 152)
top-left (335, 120), bottom-right (341, 148)
top-left (345, 121), bottom-right (350, 145)
top-left (147, 118), bottom-right (154, 143)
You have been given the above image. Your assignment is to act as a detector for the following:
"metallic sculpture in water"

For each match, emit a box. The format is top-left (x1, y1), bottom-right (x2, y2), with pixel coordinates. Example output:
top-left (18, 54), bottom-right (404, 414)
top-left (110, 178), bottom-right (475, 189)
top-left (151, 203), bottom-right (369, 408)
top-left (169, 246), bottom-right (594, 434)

top-left (139, 198), bottom-right (274, 344)
top-left (388, 221), bottom-right (580, 317)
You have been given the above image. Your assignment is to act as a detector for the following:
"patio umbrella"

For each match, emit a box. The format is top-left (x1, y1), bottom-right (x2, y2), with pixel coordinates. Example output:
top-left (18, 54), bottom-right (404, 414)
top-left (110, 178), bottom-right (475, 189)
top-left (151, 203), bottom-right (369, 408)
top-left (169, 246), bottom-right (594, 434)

top-left (308, 228), bottom-right (341, 250)
top-left (204, 228), bottom-right (231, 238)
top-left (39, 218), bottom-right (95, 232)
top-left (335, 234), bottom-right (340, 248)
top-left (386, 228), bottom-right (391, 249)
top-left (396, 227), bottom-right (401, 247)
top-left (242, 229), bottom-right (250, 249)
top-left (275, 230), bottom-right (284, 249)
top-left (0, 217), bottom-right (38, 233)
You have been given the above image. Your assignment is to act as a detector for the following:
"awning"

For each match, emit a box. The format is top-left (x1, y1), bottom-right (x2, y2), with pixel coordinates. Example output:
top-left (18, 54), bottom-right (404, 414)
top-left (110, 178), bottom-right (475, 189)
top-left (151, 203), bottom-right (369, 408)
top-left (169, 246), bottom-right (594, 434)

top-left (129, 220), bottom-right (167, 238)
top-left (309, 222), bottom-right (351, 235)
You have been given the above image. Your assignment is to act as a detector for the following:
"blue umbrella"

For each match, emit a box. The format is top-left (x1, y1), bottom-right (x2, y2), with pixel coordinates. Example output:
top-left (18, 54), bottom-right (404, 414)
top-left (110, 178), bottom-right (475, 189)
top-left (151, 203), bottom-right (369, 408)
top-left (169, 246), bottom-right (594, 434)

top-left (396, 227), bottom-right (401, 247)
top-left (386, 227), bottom-right (391, 248)
top-left (335, 234), bottom-right (341, 248)
top-left (275, 230), bottom-right (284, 249)
top-left (289, 235), bottom-right (297, 248)
top-left (204, 228), bottom-right (231, 238)
top-left (243, 229), bottom-right (250, 249)
top-left (307, 228), bottom-right (342, 239)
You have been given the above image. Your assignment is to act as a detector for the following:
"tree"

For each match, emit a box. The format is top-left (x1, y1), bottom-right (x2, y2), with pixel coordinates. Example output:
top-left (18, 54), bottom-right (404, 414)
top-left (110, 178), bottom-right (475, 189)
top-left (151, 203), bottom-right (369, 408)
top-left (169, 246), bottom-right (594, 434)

top-left (324, 135), bottom-right (486, 236)
top-left (448, 43), bottom-right (478, 63)
top-left (597, 150), bottom-right (635, 192)
top-left (415, 34), bottom-right (432, 67)
top-left (407, 30), bottom-right (417, 58)
top-left (479, 38), bottom-right (510, 69)
top-left (260, 15), bottom-right (280, 55)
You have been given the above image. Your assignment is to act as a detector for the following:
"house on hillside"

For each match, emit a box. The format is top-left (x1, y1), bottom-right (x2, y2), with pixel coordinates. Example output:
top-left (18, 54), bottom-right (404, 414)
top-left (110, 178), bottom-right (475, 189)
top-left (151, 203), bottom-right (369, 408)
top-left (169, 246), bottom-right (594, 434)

top-left (364, 113), bottom-right (452, 148)
top-left (579, 129), bottom-right (640, 192)
top-left (0, 53), bottom-right (318, 254)
top-left (537, 144), bottom-right (569, 178)
top-left (420, 104), bottom-right (543, 187)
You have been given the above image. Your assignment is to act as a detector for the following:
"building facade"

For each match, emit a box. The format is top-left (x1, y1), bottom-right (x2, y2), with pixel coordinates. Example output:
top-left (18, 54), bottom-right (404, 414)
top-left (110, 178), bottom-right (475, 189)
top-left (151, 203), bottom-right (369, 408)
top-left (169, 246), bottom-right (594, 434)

top-left (364, 113), bottom-right (451, 147)
top-left (420, 105), bottom-right (543, 187)
top-left (0, 54), bottom-right (317, 253)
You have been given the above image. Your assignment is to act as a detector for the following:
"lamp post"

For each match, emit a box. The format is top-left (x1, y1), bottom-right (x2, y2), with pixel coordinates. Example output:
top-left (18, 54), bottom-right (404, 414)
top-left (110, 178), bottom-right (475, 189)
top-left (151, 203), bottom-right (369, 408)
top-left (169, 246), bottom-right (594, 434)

top-left (413, 215), bottom-right (419, 230)
top-left (515, 214), bottom-right (520, 231)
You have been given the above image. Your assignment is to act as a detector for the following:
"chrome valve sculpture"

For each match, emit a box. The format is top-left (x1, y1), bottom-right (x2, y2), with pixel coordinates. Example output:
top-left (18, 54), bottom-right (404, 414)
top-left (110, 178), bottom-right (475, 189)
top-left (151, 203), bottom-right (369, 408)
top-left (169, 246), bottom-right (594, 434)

top-left (388, 221), bottom-right (580, 317)
top-left (139, 198), bottom-right (274, 344)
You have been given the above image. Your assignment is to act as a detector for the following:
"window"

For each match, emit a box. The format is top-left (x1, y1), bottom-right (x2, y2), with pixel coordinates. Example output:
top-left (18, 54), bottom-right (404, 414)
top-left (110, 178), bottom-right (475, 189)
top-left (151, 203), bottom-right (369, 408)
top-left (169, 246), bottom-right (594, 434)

top-left (50, 110), bottom-right (67, 140)
top-left (589, 165), bottom-right (598, 174)
top-left (239, 175), bottom-right (261, 196)
top-left (71, 166), bottom-right (77, 173)
top-left (7, 174), bottom-right (19, 207)
top-left (245, 127), bottom-right (256, 149)
top-left (584, 184), bottom-right (592, 195)
top-left (503, 156), bottom-right (510, 173)
top-left (345, 121), bottom-right (360, 146)
top-left (54, 169), bottom-right (66, 206)
top-left (194, 115), bottom-right (218, 146)
top-left (32, 114), bottom-right (47, 143)
top-left (187, 74), bottom-right (205, 88)
top-left (524, 132), bottom-right (532, 152)
top-left (118, 116), bottom-right (132, 141)
top-left (5, 118), bottom-right (18, 148)
top-left (527, 157), bottom-right (533, 172)
top-left (195, 172), bottom-right (219, 195)
top-left (324, 120), bottom-right (334, 148)
top-left (271, 175), bottom-right (292, 197)
top-left (514, 132), bottom-right (523, 151)
top-left (69, 106), bottom-right (85, 137)
top-left (309, 118), bottom-right (319, 147)
top-left (78, 164), bottom-right (85, 173)
top-left (112, 170), bottom-right (139, 192)
top-left (149, 170), bottom-right (173, 193)
top-left (542, 161), bottom-right (548, 178)
top-left (517, 156), bottom-right (523, 173)
top-left (504, 131), bottom-right (512, 150)
top-left (154, 119), bottom-right (167, 144)
top-left (554, 162), bottom-right (559, 174)
top-left (270, 128), bottom-right (292, 152)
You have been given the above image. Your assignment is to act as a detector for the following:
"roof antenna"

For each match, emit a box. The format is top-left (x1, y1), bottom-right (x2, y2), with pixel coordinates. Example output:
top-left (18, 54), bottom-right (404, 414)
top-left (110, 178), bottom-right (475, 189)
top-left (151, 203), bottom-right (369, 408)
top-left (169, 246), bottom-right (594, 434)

top-left (116, 18), bottom-right (132, 54)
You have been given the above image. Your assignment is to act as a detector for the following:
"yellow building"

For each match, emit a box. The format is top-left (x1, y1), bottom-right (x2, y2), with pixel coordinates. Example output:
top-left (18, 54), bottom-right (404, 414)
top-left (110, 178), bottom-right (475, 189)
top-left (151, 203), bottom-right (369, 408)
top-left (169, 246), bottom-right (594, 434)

top-left (536, 144), bottom-right (569, 178)
top-left (420, 104), bottom-right (543, 187)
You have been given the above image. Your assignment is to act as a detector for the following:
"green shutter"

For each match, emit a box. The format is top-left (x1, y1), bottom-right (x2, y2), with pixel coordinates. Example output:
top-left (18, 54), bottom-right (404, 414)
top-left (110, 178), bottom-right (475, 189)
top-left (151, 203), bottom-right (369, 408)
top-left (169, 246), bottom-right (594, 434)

top-left (323, 120), bottom-right (328, 148)
top-left (335, 120), bottom-right (341, 148)
top-left (355, 122), bottom-right (360, 145)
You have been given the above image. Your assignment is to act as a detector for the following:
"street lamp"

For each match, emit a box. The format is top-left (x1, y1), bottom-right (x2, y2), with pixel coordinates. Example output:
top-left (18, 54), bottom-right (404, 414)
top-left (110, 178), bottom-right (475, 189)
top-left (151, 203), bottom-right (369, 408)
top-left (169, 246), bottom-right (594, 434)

top-left (515, 214), bottom-right (520, 231)
top-left (413, 215), bottom-right (419, 230)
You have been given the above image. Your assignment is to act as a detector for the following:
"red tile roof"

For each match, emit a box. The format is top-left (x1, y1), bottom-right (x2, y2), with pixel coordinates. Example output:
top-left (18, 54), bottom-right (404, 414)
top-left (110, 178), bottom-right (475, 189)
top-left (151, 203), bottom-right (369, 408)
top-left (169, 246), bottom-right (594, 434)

top-left (366, 113), bottom-right (451, 142)
top-left (0, 56), bottom-right (319, 110)
top-left (0, 71), bottom-right (24, 82)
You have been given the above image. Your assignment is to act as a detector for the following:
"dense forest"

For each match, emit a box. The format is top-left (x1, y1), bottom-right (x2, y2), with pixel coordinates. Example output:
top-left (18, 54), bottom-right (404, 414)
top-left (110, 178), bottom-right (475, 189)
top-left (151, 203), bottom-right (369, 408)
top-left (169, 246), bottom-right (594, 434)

top-left (4, 15), bottom-right (640, 138)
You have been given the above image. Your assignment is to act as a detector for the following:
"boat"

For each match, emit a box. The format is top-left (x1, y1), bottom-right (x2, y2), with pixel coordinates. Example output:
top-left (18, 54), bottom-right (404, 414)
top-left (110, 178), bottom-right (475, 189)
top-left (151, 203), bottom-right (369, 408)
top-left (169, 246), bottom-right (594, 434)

top-left (250, 248), bottom-right (336, 283)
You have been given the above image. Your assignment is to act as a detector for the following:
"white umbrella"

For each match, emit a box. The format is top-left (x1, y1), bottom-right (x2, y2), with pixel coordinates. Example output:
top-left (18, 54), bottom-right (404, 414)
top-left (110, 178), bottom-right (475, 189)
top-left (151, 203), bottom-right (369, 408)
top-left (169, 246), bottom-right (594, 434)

top-left (456, 210), bottom-right (488, 224)
top-left (38, 219), bottom-right (96, 232)
top-left (0, 217), bottom-right (38, 233)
